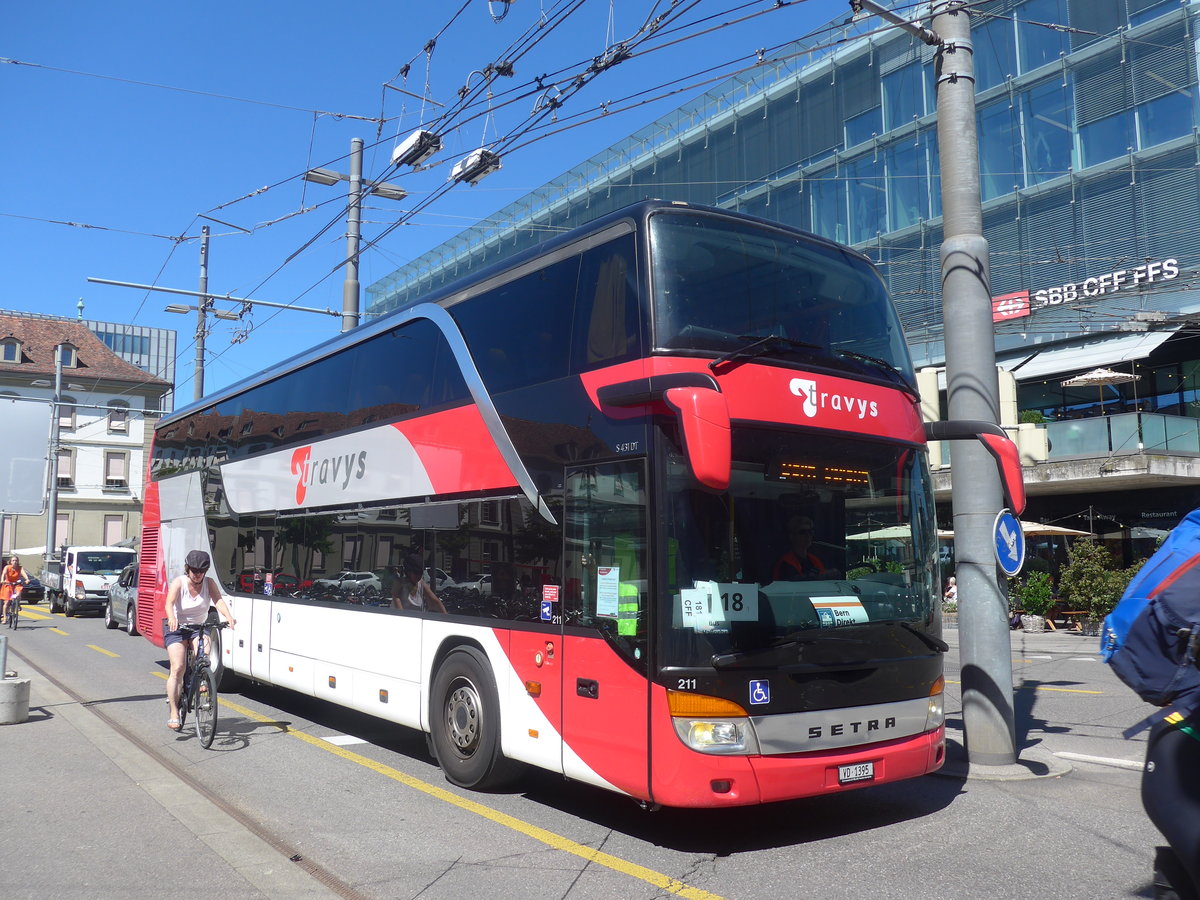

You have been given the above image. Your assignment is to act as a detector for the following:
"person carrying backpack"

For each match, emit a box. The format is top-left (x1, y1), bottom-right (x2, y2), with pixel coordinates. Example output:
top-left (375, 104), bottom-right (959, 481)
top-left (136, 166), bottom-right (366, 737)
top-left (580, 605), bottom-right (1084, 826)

top-left (1102, 511), bottom-right (1200, 899)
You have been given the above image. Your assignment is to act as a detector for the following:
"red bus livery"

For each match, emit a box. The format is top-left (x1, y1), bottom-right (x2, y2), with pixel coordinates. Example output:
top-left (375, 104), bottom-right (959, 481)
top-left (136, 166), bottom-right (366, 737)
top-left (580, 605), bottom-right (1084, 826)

top-left (137, 201), bottom-right (1022, 807)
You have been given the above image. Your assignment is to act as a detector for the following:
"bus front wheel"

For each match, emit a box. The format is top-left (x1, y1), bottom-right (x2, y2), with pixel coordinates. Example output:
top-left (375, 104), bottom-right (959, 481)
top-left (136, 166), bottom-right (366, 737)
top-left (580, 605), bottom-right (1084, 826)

top-left (430, 647), bottom-right (517, 790)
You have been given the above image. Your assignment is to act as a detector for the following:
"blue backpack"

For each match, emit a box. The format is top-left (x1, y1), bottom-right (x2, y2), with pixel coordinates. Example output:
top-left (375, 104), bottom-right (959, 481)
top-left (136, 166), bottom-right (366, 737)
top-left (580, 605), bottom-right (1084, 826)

top-left (1102, 508), bottom-right (1200, 712)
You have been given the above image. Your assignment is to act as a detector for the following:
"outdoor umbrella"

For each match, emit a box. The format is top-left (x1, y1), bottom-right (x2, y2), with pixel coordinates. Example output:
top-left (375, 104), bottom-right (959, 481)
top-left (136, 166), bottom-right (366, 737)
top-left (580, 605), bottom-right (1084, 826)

top-left (1061, 366), bottom-right (1140, 412)
top-left (1018, 521), bottom-right (1092, 537)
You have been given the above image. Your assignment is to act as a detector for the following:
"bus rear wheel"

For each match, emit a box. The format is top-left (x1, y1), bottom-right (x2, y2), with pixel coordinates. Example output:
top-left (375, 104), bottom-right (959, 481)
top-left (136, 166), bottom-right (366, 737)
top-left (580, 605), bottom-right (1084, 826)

top-left (430, 647), bottom-right (518, 790)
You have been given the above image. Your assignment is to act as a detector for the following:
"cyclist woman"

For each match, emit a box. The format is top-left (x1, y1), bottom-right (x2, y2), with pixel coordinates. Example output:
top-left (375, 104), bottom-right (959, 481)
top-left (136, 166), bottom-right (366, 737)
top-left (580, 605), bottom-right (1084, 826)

top-left (164, 550), bottom-right (235, 731)
top-left (1, 555), bottom-right (28, 623)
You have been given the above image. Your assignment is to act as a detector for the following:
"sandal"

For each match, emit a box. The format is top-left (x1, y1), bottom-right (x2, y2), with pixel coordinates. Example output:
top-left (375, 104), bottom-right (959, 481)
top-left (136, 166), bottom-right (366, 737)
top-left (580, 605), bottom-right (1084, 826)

top-left (167, 718), bottom-right (181, 731)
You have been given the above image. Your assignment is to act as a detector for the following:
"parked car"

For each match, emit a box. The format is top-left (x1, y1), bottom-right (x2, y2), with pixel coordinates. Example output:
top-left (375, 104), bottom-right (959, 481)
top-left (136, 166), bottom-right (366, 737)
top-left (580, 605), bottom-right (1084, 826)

top-left (21, 576), bottom-right (44, 603)
top-left (425, 567), bottom-right (457, 590)
top-left (312, 571), bottom-right (382, 594)
top-left (237, 568), bottom-right (312, 594)
top-left (468, 573), bottom-right (492, 596)
top-left (104, 562), bottom-right (139, 635)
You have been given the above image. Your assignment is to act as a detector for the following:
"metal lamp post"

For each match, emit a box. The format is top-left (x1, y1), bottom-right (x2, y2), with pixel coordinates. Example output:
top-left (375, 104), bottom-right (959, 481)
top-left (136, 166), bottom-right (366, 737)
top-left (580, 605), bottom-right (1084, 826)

top-left (304, 137), bottom-right (408, 332)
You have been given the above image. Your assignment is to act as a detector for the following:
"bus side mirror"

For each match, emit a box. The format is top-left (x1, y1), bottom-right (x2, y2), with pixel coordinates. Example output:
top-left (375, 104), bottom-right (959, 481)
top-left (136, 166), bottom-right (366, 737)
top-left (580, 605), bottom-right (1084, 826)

top-left (664, 386), bottom-right (730, 491)
top-left (924, 419), bottom-right (1026, 515)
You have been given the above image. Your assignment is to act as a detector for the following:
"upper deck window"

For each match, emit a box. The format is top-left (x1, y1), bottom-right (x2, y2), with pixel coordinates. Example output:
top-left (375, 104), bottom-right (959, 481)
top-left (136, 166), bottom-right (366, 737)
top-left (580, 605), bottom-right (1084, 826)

top-left (649, 211), bottom-right (915, 387)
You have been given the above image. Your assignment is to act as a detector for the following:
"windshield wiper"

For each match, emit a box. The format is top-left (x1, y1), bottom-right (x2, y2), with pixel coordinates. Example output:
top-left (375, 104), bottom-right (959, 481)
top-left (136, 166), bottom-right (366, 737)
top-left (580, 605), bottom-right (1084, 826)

top-left (899, 621), bottom-right (949, 653)
top-left (833, 349), bottom-right (919, 398)
top-left (709, 334), bottom-right (823, 373)
top-left (711, 632), bottom-right (869, 669)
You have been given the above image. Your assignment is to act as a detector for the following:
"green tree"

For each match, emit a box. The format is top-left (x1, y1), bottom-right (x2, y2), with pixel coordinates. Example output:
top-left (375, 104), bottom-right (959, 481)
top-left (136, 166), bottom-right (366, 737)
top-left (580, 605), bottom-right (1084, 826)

top-left (1056, 539), bottom-right (1123, 620)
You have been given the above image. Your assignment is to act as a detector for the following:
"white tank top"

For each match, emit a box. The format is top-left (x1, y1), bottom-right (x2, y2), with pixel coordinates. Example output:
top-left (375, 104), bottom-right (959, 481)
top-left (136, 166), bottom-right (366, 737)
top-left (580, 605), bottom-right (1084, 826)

top-left (174, 575), bottom-right (215, 626)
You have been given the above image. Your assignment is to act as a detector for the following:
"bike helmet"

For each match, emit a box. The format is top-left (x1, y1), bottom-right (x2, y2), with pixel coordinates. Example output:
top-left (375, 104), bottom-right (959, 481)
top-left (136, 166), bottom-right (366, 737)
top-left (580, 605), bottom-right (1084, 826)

top-left (185, 550), bottom-right (211, 571)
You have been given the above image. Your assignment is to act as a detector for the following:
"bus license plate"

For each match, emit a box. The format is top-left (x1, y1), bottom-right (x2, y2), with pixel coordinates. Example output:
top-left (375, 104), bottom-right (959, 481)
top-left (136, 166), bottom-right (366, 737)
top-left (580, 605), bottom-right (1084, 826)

top-left (838, 762), bottom-right (874, 784)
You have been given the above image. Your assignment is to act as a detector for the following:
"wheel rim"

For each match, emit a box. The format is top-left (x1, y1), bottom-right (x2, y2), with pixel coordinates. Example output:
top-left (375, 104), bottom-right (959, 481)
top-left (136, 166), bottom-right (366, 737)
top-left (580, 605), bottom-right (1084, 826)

top-left (105, 604), bottom-right (113, 627)
top-left (444, 678), bottom-right (482, 757)
top-left (127, 605), bottom-right (137, 635)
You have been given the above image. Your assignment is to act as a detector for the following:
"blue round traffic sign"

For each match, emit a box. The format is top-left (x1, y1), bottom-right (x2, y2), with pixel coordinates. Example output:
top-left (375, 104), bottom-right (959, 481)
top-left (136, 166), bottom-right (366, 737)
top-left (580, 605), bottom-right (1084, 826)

top-left (994, 508), bottom-right (1025, 577)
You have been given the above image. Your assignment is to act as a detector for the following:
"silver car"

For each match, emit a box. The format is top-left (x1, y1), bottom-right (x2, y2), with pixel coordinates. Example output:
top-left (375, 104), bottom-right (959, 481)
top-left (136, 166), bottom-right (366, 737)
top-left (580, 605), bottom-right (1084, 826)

top-left (104, 562), bottom-right (139, 635)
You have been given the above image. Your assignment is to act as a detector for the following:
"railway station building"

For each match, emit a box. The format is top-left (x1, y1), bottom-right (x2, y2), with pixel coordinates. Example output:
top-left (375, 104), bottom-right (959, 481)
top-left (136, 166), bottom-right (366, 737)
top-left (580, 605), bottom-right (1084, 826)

top-left (367, 0), bottom-right (1200, 563)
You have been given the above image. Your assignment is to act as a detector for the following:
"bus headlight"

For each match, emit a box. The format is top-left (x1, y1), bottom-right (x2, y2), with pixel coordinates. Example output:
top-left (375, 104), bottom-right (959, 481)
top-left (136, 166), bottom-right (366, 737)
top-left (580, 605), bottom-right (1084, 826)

top-left (673, 718), bottom-right (758, 754)
top-left (667, 690), bottom-right (760, 755)
top-left (924, 675), bottom-right (945, 731)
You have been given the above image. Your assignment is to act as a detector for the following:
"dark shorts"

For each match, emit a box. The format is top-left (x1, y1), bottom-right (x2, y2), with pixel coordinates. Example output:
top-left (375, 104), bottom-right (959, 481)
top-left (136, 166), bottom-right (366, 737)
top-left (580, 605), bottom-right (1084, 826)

top-left (162, 620), bottom-right (203, 648)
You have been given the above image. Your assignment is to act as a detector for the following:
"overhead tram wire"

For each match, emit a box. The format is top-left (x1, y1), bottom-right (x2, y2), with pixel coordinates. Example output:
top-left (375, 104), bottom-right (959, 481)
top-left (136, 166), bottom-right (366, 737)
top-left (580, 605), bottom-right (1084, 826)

top-left (139, 2), bottom-right (963, 368)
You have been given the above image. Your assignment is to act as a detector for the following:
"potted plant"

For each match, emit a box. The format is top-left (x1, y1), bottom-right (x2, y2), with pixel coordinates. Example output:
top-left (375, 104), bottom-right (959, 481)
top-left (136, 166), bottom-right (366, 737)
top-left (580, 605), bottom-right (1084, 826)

top-left (1011, 571), bottom-right (1055, 633)
top-left (1057, 540), bottom-right (1122, 634)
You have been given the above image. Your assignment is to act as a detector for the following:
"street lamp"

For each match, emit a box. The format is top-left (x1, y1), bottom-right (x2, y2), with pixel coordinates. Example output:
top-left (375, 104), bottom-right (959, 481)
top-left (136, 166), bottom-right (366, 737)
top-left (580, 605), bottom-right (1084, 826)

top-left (304, 137), bottom-right (408, 332)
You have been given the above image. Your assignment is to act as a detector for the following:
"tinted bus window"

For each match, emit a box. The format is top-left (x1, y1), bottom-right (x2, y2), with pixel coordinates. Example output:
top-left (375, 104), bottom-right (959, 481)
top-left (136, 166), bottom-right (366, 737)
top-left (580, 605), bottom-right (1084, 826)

top-left (452, 256), bottom-right (580, 393)
top-left (571, 233), bottom-right (643, 373)
top-left (649, 211), bottom-right (913, 385)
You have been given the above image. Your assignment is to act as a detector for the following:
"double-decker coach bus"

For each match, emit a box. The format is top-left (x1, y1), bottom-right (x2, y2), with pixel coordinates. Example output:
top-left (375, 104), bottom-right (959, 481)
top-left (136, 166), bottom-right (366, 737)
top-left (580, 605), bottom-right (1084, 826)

top-left (138, 200), bottom-right (1023, 808)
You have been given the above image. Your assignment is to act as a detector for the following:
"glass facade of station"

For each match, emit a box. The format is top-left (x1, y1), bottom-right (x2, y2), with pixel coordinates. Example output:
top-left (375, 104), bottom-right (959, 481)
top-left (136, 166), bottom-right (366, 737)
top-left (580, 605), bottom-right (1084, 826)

top-left (367, 0), bottom-right (1200, 545)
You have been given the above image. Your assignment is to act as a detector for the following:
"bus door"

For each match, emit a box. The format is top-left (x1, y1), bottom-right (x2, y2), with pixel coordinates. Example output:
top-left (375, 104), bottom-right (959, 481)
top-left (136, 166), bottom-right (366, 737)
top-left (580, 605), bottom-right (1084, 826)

top-left (560, 461), bottom-right (651, 800)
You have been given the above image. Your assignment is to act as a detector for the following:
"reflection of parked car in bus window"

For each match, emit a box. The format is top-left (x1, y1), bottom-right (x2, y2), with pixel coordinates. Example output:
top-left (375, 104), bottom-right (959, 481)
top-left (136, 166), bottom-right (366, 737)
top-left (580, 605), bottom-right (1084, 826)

top-left (313, 571), bottom-right (382, 593)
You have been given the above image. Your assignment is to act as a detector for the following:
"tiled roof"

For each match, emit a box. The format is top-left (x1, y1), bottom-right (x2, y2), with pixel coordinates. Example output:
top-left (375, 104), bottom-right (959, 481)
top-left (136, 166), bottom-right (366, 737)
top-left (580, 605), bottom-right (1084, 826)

top-left (0, 315), bottom-right (170, 389)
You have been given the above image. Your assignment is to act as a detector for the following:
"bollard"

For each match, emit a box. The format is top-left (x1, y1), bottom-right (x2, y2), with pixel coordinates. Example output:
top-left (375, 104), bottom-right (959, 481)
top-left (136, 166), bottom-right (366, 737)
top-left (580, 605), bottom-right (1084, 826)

top-left (0, 676), bottom-right (31, 724)
top-left (0, 633), bottom-right (7, 677)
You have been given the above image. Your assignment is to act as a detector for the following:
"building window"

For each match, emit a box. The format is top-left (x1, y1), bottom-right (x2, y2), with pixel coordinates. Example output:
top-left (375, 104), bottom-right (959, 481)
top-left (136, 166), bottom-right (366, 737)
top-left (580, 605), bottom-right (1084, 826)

top-left (54, 513), bottom-right (69, 550)
top-left (107, 402), bottom-right (129, 434)
top-left (0, 339), bottom-right (20, 363)
top-left (104, 452), bottom-right (129, 490)
top-left (103, 515), bottom-right (123, 546)
top-left (59, 344), bottom-right (77, 368)
top-left (57, 449), bottom-right (75, 489)
top-left (1021, 77), bottom-right (1075, 185)
top-left (343, 535), bottom-right (363, 570)
top-left (58, 396), bottom-right (76, 431)
top-left (480, 501), bottom-right (500, 526)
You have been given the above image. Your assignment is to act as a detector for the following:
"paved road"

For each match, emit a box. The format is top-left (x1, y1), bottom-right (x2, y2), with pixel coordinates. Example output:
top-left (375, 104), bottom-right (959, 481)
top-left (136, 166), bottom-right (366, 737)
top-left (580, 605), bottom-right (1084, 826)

top-left (0, 607), bottom-right (1170, 899)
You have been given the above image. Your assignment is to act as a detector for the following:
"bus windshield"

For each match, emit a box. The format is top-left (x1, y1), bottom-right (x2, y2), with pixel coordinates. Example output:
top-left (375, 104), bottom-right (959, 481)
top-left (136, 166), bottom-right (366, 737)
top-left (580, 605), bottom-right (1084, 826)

top-left (659, 427), bottom-right (938, 669)
top-left (649, 211), bottom-right (914, 387)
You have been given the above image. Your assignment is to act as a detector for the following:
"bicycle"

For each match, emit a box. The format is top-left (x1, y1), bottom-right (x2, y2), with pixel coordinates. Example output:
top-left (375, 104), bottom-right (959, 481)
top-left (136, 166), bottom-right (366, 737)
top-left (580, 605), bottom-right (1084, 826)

top-left (4, 588), bottom-right (20, 630)
top-left (176, 621), bottom-right (229, 748)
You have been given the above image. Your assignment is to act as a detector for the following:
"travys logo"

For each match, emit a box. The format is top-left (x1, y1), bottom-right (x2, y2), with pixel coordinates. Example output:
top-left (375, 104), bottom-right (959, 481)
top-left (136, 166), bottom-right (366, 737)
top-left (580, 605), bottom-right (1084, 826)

top-left (789, 377), bottom-right (879, 420)
top-left (290, 445), bottom-right (367, 505)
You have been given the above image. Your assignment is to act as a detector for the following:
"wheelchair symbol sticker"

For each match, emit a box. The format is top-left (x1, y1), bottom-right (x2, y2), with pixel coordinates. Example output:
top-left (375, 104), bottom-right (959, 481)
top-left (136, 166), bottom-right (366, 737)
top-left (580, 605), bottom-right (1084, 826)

top-left (749, 680), bottom-right (770, 705)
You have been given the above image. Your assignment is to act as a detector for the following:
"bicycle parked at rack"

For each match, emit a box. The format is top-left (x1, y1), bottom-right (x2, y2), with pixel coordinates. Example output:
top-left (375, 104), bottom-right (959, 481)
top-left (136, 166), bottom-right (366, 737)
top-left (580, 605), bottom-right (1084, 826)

top-left (4, 587), bottom-right (20, 630)
top-left (176, 621), bottom-right (229, 748)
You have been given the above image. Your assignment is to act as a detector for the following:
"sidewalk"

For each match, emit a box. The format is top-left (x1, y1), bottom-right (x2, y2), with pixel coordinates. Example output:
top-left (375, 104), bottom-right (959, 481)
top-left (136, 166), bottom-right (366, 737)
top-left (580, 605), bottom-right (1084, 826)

top-left (0, 655), bottom-right (338, 900)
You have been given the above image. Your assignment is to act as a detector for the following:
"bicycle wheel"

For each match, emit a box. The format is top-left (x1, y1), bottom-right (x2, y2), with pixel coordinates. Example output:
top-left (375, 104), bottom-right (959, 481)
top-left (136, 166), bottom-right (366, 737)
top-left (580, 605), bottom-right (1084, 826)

top-left (193, 664), bottom-right (219, 748)
top-left (10, 601), bottom-right (18, 630)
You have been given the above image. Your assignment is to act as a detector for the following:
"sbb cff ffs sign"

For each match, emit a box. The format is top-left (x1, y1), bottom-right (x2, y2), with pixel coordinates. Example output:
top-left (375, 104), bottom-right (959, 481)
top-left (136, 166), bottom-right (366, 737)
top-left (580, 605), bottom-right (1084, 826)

top-left (992, 258), bottom-right (1180, 323)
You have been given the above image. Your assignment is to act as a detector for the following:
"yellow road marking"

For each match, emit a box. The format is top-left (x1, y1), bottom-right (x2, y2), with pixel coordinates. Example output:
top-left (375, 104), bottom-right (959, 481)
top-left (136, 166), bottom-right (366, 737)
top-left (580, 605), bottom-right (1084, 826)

top-left (205, 693), bottom-right (723, 899)
top-left (49, 627), bottom-right (69, 635)
top-left (946, 678), bottom-right (1103, 695)
top-left (87, 644), bottom-right (119, 658)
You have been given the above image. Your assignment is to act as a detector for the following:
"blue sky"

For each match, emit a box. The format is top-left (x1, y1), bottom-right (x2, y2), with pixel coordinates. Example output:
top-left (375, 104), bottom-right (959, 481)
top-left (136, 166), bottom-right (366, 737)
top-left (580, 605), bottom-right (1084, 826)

top-left (4, 0), bottom-right (851, 401)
